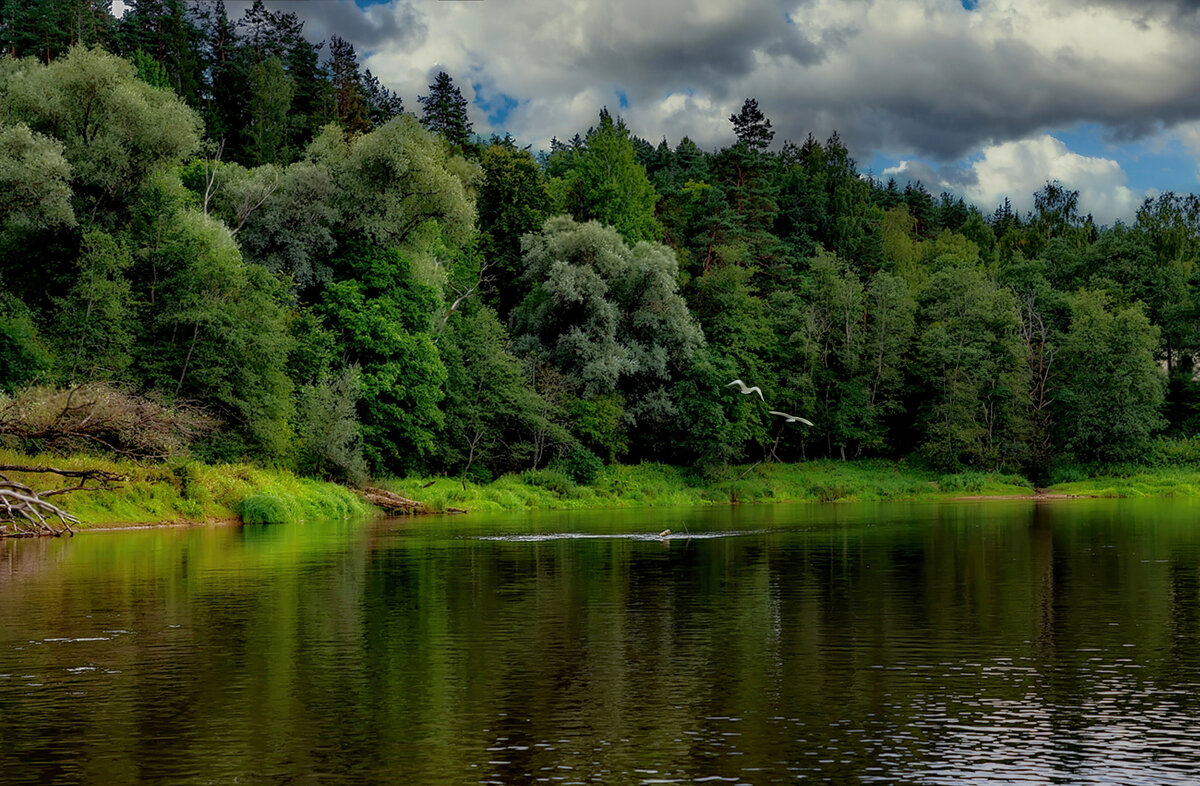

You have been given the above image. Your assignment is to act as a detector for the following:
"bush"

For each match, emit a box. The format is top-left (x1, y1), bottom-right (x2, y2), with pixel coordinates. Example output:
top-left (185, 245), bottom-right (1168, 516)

top-left (239, 493), bottom-right (292, 525)
top-left (1049, 465), bottom-right (1087, 485)
top-left (519, 468), bottom-right (577, 496)
top-left (937, 471), bottom-right (987, 493)
top-left (554, 444), bottom-right (603, 485)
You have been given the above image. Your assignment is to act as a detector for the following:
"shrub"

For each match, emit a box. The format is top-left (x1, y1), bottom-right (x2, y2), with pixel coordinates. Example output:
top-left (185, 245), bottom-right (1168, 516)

top-left (239, 493), bottom-right (292, 525)
top-left (937, 471), bottom-right (987, 493)
top-left (555, 444), bottom-right (603, 485)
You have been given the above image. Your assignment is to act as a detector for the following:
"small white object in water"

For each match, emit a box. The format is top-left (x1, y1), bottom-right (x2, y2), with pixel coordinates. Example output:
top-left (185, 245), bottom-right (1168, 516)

top-left (659, 529), bottom-right (671, 538)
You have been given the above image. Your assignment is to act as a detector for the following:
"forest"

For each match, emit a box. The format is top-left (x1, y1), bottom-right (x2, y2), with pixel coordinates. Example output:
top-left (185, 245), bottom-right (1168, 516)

top-left (1, 0), bottom-right (1197, 491)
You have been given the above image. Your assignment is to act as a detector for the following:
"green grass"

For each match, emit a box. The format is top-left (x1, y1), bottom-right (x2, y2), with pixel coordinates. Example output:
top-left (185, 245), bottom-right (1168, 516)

top-left (0, 448), bottom-right (368, 528)
top-left (385, 459), bottom-right (1036, 514)
top-left (1045, 466), bottom-right (1200, 498)
top-left (29, 444), bottom-right (1200, 533)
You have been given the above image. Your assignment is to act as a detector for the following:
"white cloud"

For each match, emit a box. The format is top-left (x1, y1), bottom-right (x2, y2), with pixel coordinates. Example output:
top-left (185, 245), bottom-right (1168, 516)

top-left (253, 0), bottom-right (1200, 174)
top-left (890, 134), bottom-right (1142, 223)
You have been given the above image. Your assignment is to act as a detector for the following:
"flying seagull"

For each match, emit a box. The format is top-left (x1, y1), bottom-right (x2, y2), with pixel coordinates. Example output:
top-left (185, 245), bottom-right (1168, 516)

top-left (727, 379), bottom-right (765, 401)
top-left (770, 410), bottom-right (814, 426)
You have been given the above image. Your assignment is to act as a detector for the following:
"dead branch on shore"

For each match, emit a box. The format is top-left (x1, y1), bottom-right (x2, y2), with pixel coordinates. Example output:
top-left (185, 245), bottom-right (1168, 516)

top-left (0, 465), bottom-right (126, 537)
top-left (359, 486), bottom-right (427, 515)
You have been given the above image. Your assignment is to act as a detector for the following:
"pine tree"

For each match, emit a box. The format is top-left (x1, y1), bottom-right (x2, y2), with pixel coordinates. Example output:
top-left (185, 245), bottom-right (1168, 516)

top-left (418, 71), bottom-right (472, 148)
top-left (327, 35), bottom-right (369, 135)
top-left (729, 98), bottom-right (774, 152)
top-left (361, 69), bottom-right (404, 128)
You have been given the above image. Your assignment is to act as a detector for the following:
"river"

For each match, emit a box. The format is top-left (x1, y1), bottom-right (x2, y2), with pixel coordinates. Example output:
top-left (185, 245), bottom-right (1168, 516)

top-left (3, 498), bottom-right (1200, 784)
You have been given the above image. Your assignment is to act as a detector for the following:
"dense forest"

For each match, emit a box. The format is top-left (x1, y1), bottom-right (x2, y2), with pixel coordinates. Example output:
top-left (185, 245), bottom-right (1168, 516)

top-left (1, 0), bottom-right (1197, 487)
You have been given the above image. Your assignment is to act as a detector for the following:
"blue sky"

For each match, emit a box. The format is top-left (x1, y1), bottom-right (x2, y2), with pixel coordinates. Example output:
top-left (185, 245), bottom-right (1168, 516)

top-left (252, 0), bottom-right (1200, 224)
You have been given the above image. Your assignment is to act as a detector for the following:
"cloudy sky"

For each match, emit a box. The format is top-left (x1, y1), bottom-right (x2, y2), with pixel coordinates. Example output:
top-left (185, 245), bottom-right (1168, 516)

top-left (213, 0), bottom-right (1200, 223)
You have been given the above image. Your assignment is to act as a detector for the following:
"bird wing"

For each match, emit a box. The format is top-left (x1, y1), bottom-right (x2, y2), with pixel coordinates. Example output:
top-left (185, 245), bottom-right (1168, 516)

top-left (727, 379), bottom-right (746, 391)
top-left (749, 386), bottom-right (765, 400)
top-left (769, 411), bottom-right (788, 418)
top-left (795, 417), bottom-right (814, 426)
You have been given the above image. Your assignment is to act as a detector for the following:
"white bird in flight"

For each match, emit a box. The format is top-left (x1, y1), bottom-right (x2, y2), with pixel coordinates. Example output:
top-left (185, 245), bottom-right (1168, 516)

top-left (770, 410), bottom-right (814, 426)
top-left (727, 379), bottom-right (765, 401)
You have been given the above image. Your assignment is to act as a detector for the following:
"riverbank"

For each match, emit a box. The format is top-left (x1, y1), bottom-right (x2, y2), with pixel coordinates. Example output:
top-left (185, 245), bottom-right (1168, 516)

top-left (10, 449), bottom-right (1200, 534)
top-left (0, 449), bottom-right (369, 531)
top-left (383, 460), bottom-right (1039, 513)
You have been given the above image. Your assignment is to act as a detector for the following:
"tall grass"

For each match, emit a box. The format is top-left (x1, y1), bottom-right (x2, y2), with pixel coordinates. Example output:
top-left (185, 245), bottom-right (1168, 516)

top-left (0, 448), bottom-right (368, 528)
top-left (385, 459), bottom-right (1035, 514)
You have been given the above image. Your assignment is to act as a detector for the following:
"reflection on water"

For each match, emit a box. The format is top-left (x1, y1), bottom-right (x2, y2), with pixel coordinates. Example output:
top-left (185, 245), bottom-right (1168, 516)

top-left (3, 499), bottom-right (1200, 783)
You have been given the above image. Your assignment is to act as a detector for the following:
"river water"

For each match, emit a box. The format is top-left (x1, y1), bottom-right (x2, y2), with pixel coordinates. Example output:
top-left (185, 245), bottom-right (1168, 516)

top-left (3, 499), bottom-right (1200, 784)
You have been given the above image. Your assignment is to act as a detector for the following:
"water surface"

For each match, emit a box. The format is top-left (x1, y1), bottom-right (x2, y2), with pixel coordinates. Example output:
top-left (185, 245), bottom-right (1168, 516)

top-left (3, 499), bottom-right (1200, 783)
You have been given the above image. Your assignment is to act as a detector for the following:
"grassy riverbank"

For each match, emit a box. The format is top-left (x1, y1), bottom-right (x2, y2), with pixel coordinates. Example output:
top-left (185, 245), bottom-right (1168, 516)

top-left (0, 449), bottom-right (368, 529)
top-left (385, 460), bottom-right (1037, 514)
top-left (17, 448), bottom-right (1200, 532)
top-left (1046, 466), bottom-right (1200, 498)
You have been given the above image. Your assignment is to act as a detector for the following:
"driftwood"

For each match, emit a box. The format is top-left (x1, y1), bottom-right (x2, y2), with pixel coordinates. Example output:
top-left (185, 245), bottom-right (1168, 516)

top-left (446, 506), bottom-right (470, 514)
top-left (0, 465), bottom-right (125, 537)
top-left (360, 486), bottom-right (427, 515)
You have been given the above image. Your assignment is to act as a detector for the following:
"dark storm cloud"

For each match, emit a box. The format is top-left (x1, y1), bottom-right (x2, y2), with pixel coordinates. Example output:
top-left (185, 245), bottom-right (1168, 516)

top-left (223, 1), bottom-right (425, 54)
top-left (257, 0), bottom-right (1200, 168)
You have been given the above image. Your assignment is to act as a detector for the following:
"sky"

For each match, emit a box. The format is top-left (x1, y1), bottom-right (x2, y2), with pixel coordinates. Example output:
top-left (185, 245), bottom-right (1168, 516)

top-left (199, 0), bottom-right (1200, 224)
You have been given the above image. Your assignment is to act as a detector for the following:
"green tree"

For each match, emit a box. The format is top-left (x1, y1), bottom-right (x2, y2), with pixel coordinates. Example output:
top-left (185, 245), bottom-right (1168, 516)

top-left (246, 56), bottom-right (293, 165)
top-left (0, 46), bottom-right (202, 219)
top-left (116, 0), bottom-right (204, 106)
top-left (0, 123), bottom-right (74, 233)
top-left (133, 204), bottom-right (295, 459)
top-left (549, 109), bottom-right (661, 244)
top-left (0, 0), bottom-right (113, 62)
top-left (320, 244), bottom-right (446, 476)
top-left (294, 366), bottom-right (368, 485)
top-left (477, 141), bottom-right (550, 316)
top-left (916, 264), bottom-right (1029, 469)
top-left (439, 305), bottom-right (549, 479)
top-left (512, 216), bottom-right (703, 432)
top-left (1056, 291), bottom-right (1164, 462)
top-left (0, 294), bottom-right (52, 392)
top-left (310, 115), bottom-right (477, 255)
top-left (52, 229), bottom-right (133, 381)
top-left (327, 35), bottom-right (369, 135)
top-left (729, 97), bottom-right (774, 152)
top-left (418, 70), bottom-right (472, 149)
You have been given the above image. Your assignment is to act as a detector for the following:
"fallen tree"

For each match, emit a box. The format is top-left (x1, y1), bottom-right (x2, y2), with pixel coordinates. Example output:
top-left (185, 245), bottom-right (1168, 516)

top-left (0, 465), bottom-right (125, 537)
top-left (359, 486), bottom-right (427, 514)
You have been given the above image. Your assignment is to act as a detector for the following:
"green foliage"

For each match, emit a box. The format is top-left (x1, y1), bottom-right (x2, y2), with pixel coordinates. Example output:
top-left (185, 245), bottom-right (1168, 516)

top-left (52, 229), bottom-right (133, 380)
top-left (554, 443), bottom-right (604, 485)
top-left (293, 366), bottom-right (368, 486)
top-left (513, 216), bottom-right (703, 418)
top-left (477, 143), bottom-right (550, 316)
top-left (418, 70), bottom-right (472, 149)
top-left (312, 115), bottom-right (477, 254)
top-left (0, 122), bottom-right (74, 232)
top-left (916, 265), bottom-right (1029, 470)
top-left (549, 110), bottom-right (661, 244)
top-left (936, 471), bottom-right (987, 493)
top-left (320, 244), bottom-right (445, 476)
top-left (1056, 291), bottom-right (1165, 462)
top-left (439, 305), bottom-right (548, 478)
top-left (0, 295), bottom-right (52, 392)
top-left (0, 46), bottom-right (202, 217)
top-left (246, 57), bottom-right (294, 166)
top-left (133, 203), bottom-right (295, 458)
top-left (239, 493), bottom-right (290, 524)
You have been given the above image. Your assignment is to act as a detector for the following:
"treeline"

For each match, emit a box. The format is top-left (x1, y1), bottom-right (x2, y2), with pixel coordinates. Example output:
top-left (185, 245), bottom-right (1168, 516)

top-left (0, 1), bottom-right (1197, 485)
